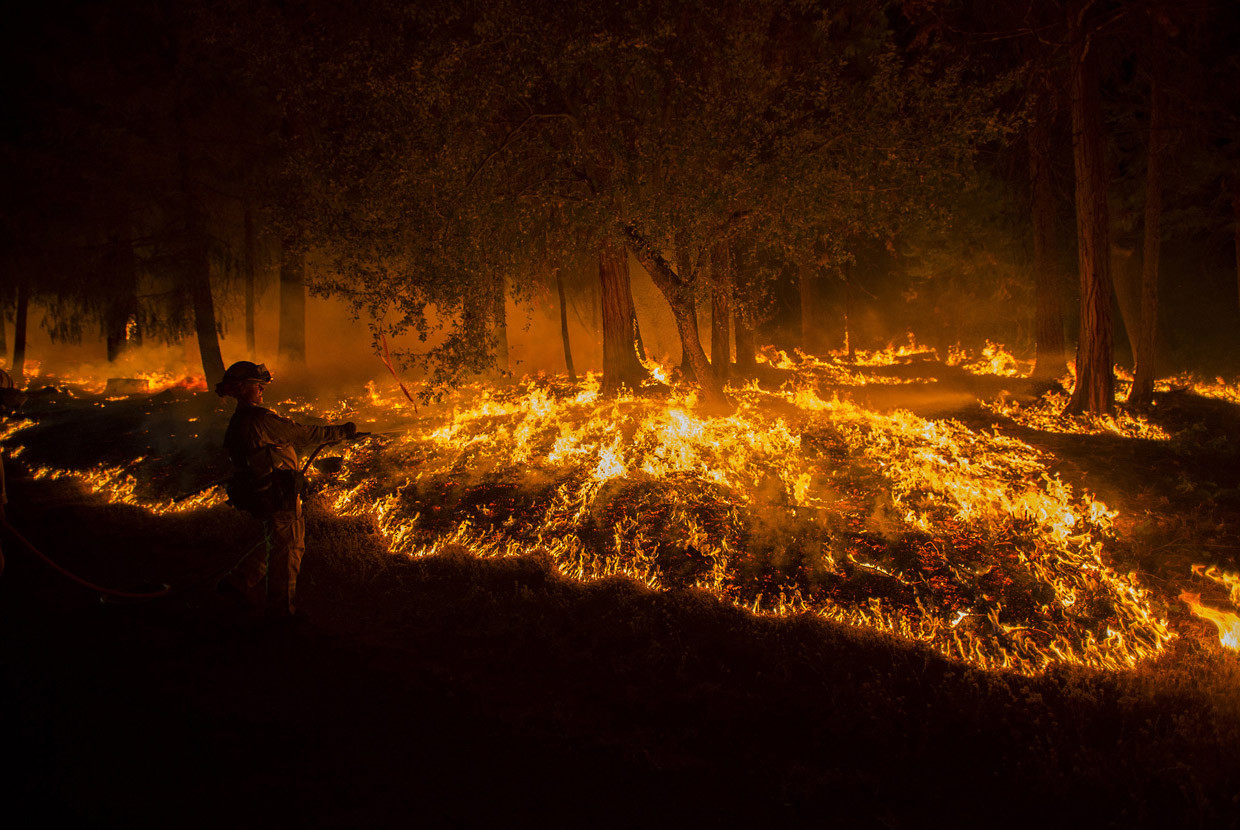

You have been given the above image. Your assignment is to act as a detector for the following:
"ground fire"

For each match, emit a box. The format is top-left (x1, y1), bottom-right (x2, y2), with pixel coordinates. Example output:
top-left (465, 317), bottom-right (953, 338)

top-left (8, 343), bottom-right (1239, 674)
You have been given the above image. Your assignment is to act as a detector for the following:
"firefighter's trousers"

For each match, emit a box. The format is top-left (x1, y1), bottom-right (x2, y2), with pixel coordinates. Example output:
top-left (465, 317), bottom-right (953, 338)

top-left (229, 499), bottom-right (305, 617)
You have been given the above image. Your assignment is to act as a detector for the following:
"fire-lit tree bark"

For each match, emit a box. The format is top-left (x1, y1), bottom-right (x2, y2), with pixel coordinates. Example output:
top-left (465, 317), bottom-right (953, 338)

top-left (0, 299), bottom-right (7, 361)
top-left (1065, 5), bottom-right (1115, 415)
top-left (177, 130), bottom-right (226, 385)
top-left (734, 306), bottom-right (756, 373)
top-left (277, 237), bottom-right (306, 368)
top-left (1129, 74), bottom-right (1167, 407)
top-left (555, 269), bottom-right (575, 381)
top-left (103, 211), bottom-right (139, 363)
top-left (1028, 86), bottom-right (1067, 382)
top-left (710, 243), bottom-right (731, 383)
top-left (626, 231), bottom-right (727, 408)
top-left (1232, 187), bottom-right (1240, 316)
top-left (599, 240), bottom-right (647, 394)
top-left (243, 202), bottom-right (257, 360)
top-left (12, 284), bottom-right (28, 383)
top-left (799, 262), bottom-right (817, 354)
top-left (493, 274), bottom-right (509, 374)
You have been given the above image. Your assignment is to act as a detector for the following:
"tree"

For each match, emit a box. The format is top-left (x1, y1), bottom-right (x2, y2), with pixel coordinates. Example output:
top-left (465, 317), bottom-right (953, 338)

top-left (1128, 63), bottom-right (1168, 406)
top-left (1064, 0), bottom-right (1115, 415)
top-left (1028, 77), bottom-right (1068, 381)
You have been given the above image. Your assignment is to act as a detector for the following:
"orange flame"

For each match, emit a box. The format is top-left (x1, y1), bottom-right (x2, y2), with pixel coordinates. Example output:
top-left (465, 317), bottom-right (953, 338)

top-left (1180, 591), bottom-right (1240, 651)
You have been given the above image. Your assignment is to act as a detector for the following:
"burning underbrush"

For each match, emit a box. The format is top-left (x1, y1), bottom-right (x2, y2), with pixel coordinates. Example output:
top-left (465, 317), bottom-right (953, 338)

top-left (7, 344), bottom-right (1240, 676)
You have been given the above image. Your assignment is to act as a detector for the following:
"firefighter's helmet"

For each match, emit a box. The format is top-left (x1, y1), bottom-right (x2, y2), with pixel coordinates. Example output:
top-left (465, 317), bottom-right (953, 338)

top-left (215, 361), bottom-right (273, 398)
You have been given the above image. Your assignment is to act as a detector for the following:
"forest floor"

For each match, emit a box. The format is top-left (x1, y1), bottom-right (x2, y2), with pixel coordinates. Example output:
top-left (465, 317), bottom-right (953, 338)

top-left (2, 362), bottom-right (1240, 828)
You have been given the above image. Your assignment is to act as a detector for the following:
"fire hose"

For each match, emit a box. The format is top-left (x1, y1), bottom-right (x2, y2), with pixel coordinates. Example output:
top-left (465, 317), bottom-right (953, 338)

top-left (0, 434), bottom-right (375, 602)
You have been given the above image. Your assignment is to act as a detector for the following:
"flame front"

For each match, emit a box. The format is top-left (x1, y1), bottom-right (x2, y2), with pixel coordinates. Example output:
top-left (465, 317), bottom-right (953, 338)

top-left (14, 343), bottom-right (1218, 676)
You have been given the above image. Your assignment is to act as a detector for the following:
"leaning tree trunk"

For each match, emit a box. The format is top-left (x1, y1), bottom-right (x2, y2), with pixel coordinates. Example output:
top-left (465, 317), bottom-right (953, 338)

top-left (1129, 75), bottom-right (1166, 407)
top-left (243, 202), bottom-right (257, 360)
top-left (710, 243), bottom-right (731, 383)
top-left (12, 284), bottom-right (28, 383)
top-left (277, 236), bottom-right (306, 368)
top-left (1065, 6), bottom-right (1115, 415)
top-left (555, 269), bottom-right (576, 381)
top-left (599, 240), bottom-right (648, 394)
top-left (734, 306), bottom-right (756, 372)
top-left (492, 274), bottom-right (509, 374)
top-left (1029, 89), bottom-right (1067, 381)
top-left (625, 230), bottom-right (728, 408)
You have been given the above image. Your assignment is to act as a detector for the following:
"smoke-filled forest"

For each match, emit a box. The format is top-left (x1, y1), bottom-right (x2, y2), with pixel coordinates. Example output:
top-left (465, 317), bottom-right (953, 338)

top-left (3, 1), bottom-right (1240, 827)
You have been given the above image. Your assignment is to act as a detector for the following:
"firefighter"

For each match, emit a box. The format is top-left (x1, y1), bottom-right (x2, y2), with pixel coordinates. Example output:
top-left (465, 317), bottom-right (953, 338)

top-left (215, 361), bottom-right (355, 619)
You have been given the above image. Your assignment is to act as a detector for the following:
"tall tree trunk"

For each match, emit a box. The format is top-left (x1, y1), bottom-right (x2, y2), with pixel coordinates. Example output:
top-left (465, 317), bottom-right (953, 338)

top-left (1065, 6), bottom-right (1115, 415)
top-left (171, 24), bottom-right (224, 388)
top-left (243, 202), bottom-right (257, 360)
top-left (1129, 74), bottom-right (1166, 407)
top-left (555, 270), bottom-right (576, 381)
top-left (0, 294), bottom-right (9, 361)
top-left (710, 243), bottom-right (731, 383)
top-left (1110, 245), bottom-right (1141, 365)
top-left (625, 229), bottom-right (728, 407)
top-left (1029, 89), bottom-right (1067, 381)
top-left (1232, 186), bottom-right (1240, 316)
top-left (277, 236), bottom-right (306, 368)
top-left (12, 284), bottom-right (28, 384)
top-left (493, 274), bottom-right (509, 374)
top-left (104, 211), bottom-right (139, 363)
top-left (734, 306), bottom-right (756, 372)
top-left (599, 240), bottom-right (648, 393)
top-left (181, 173), bottom-right (225, 385)
top-left (799, 262), bottom-right (817, 354)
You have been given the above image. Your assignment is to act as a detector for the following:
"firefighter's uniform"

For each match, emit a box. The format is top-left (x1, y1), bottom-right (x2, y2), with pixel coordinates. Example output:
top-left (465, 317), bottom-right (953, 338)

top-left (223, 404), bottom-right (352, 617)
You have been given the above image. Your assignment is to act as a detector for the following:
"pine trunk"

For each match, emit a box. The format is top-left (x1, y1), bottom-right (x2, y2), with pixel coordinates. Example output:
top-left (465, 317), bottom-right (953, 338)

top-left (176, 92), bottom-right (225, 386)
top-left (243, 203), bottom-right (257, 360)
top-left (710, 243), bottom-right (731, 383)
top-left (1232, 188), bottom-right (1239, 316)
top-left (12, 284), bottom-right (28, 383)
top-left (599, 241), bottom-right (648, 394)
top-left (104, 212), bottom-right (139, 363)
top-left (1029, 91), bottom-right (1067, 381)
top-left (799, 262), bottom-right (817, 354)
top-left (1110, 246), bottom-right (1141, 365)
top-left (556, 270), bottom-right (576, 381)
top-left (1129, 76), bottom-right (1166, 407)
top-left (1065, 8), bottom-right (1115, 415)
top-left (0, 297), bottom-right (7, 360)
top-left (182, 178), bottom-right (225, 385)
top-left (278, 236), bottom-right (306, 368)
top-left (493, 274), bottom-right (509, 374)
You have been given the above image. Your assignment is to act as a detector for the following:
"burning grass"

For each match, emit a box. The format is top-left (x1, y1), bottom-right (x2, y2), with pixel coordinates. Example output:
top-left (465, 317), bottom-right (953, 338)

top-left (9, 343), bottom-right (1240, 675)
